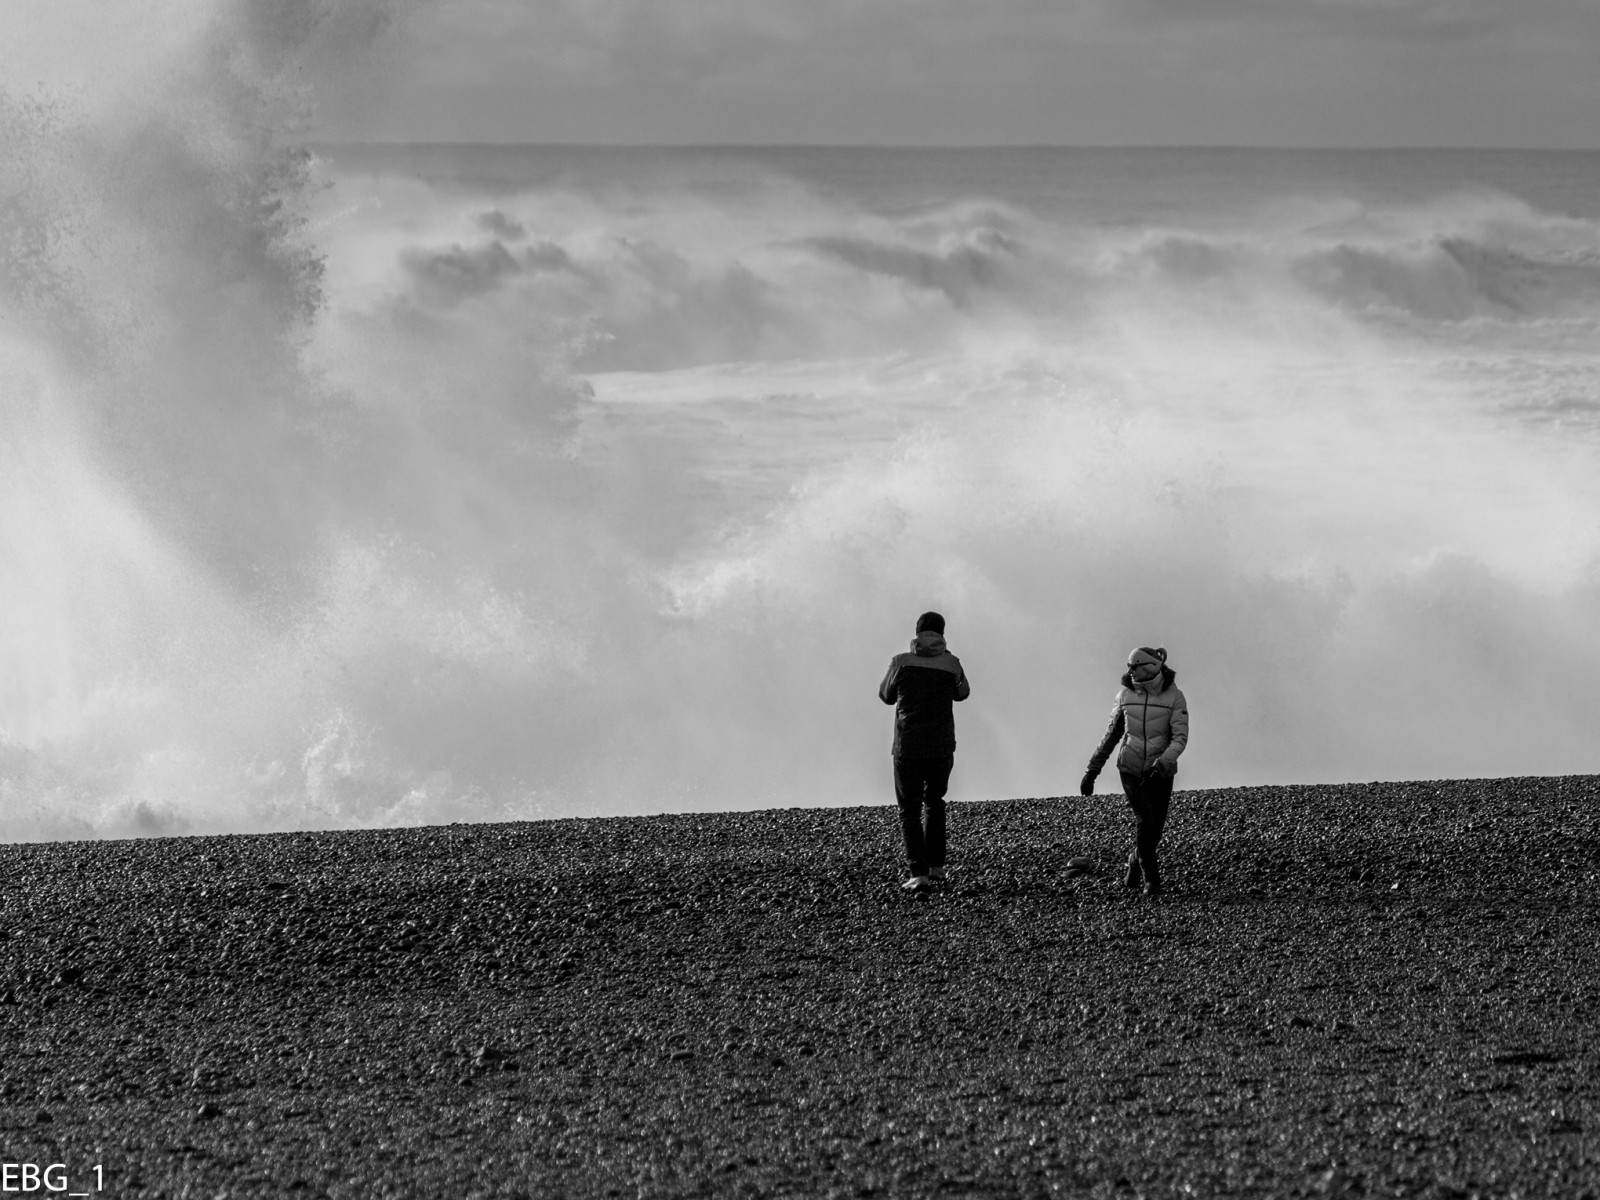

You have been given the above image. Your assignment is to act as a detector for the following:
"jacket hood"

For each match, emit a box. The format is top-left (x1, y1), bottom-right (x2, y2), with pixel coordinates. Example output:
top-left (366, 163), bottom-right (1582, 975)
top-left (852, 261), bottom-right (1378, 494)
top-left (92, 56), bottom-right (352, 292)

top-left (1121, 665), bottom-right (1176, 691)
top-left (911, 631), bottom-right (948, 656)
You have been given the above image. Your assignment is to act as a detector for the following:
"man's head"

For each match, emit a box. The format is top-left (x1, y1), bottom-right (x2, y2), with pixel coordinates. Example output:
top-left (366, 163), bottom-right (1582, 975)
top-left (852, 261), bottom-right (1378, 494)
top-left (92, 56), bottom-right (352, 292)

top-left (1127, 646), bottom-right (1166, 682)
top-left (916, 611), bottom-right (946, 635)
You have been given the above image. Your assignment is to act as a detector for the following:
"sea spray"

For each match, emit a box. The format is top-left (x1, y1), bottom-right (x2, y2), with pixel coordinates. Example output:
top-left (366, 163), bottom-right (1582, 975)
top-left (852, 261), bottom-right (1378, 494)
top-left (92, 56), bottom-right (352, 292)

top-left (3, 18), bottom-right (1600, 839)
top-left (257, 148), bottom-right (1600, 817)
top-left (0, 0), bottom-right (426, 838)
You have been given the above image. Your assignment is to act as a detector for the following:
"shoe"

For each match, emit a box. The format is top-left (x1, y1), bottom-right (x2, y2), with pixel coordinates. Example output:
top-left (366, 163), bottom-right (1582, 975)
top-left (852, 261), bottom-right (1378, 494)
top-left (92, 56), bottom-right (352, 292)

top-left (1142, 882), bottom-right (1163, 898)
top-left (928, 866), bottom-right (947, 883)
top-left (902, 876), bottom-right (932, 892)
top-left (1123, 852), bottom-right (1142, 889)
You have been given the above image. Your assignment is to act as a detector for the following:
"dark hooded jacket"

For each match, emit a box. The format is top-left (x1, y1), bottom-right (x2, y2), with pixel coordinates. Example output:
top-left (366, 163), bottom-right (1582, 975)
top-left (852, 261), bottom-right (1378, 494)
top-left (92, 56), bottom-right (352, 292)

top-left (1087, 665), bottom-right (1188, 778)
top-left (878, 631), bottom-right (970, 758)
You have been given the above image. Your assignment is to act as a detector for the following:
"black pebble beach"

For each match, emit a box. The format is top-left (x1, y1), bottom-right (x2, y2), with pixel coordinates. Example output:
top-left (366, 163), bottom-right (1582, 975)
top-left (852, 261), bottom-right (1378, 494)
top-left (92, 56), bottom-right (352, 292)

top-left (3, 776), bottom-right (1598, 1198)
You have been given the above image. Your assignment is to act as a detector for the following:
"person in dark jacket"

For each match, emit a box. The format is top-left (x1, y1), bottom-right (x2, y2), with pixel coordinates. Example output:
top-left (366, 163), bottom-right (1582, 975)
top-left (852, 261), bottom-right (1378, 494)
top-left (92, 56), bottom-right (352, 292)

top-left (1080, 646), bottom-right (1189, 896)
top-left (879, 611), bottom-right (971, 891)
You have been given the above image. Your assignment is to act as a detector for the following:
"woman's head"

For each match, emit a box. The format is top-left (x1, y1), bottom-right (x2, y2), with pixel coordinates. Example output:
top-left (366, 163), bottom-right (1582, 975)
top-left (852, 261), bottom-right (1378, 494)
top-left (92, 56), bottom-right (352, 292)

top-left (1126, 646), bottom-right (1167, 683)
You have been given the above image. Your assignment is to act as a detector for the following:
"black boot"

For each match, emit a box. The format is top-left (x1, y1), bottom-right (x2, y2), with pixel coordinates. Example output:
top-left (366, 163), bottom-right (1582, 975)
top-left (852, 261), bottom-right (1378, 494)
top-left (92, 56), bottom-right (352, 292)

top-left (1122, 850), bottom-right (1142, 889)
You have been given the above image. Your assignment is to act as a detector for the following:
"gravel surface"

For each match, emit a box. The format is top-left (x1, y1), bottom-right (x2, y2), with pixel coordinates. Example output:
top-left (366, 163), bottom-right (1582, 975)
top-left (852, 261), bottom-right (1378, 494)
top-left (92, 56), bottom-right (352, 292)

top-left (2, 776), bottom-right (1598, 1199)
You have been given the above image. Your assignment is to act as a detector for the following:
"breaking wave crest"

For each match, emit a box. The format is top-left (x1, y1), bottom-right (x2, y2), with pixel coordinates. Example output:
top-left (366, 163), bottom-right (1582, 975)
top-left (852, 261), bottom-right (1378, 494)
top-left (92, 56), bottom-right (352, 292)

top-left (353, 179), bottom-right (1600, 377)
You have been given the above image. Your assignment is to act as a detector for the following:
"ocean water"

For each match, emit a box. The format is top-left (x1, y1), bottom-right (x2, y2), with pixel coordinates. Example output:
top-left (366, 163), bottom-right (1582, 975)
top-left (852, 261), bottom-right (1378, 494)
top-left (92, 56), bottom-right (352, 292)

top-left (3, 71), bottom-right (1599, 839)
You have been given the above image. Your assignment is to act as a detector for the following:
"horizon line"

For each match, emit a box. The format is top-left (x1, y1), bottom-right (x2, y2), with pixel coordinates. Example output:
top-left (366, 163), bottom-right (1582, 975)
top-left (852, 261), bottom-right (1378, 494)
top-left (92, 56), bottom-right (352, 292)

top-left (308, 139), bottom-right (1600, 154)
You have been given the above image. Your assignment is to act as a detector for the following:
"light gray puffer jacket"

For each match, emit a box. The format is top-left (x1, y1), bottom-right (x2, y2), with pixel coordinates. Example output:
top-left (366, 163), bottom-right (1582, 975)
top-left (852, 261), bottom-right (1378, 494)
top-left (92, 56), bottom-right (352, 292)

top-left (1087, 666), bottom-right (1189, 778)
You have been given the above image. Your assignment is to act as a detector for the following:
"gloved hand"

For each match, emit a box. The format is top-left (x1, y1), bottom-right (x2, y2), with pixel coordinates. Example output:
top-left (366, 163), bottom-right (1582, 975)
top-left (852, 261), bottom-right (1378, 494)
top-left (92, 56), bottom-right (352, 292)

top-left (1079, 770), bottom-right (1097, 796)
top-left (1149, 758), bottom-right (1176, 778)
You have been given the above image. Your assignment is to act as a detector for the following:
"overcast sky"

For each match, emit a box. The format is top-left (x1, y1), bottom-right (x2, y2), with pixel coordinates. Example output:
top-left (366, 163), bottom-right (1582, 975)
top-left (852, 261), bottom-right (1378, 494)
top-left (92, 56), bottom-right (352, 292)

top-left (308, 0), bottom-right (1600, 147)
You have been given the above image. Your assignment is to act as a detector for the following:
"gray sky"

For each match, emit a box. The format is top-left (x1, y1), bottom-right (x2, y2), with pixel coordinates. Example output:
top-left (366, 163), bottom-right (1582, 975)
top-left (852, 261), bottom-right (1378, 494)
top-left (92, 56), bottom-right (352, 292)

top-left (311, 0), bottom-right (1600, 147)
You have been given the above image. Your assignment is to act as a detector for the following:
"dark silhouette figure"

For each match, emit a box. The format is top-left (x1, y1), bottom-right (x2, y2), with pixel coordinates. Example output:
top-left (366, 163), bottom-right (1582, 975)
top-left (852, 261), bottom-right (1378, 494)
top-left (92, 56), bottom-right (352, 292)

top-left (1081, 647), bottom-right (1189, 896)
top-left (879, 611), bottom-right (970, 891)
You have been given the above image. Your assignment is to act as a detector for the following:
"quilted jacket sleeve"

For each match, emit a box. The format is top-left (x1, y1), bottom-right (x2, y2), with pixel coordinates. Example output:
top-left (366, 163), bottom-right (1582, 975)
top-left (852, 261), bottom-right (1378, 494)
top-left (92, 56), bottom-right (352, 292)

top-left (1157, 689), bottom-right (1189, 767)
top-left (1086, 702), bottom-right (1125, 774)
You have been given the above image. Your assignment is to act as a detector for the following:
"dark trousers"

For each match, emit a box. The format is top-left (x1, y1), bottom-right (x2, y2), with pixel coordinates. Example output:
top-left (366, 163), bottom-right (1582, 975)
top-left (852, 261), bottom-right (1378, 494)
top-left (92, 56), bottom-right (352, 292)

top-left (894, 755), bottom-right (953, 876)
top-left (1119, 769), bottom-right (1174, 888)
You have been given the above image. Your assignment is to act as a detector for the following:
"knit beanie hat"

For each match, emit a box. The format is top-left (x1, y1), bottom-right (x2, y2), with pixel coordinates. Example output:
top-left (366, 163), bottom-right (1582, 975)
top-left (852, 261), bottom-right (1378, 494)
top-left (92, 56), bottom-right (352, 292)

top-left (1127, 646), bottom-right (1167, 668)
top-left (916, 611), bottom-right (946, 635)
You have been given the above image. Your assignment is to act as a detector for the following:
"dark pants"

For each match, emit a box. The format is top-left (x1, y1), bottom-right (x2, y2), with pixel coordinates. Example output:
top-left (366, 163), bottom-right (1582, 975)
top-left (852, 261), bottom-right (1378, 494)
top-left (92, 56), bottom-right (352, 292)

top-left (1119, 769), bottom-right (1174, 889)
top-left (894, 755), bottom-right (953, 876)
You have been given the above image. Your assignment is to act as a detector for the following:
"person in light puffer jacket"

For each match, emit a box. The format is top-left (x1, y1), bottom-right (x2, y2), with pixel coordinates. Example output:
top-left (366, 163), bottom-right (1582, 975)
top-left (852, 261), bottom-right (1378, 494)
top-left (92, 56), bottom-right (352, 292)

top-left (1080, 647), bottom-right (1188, 896)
